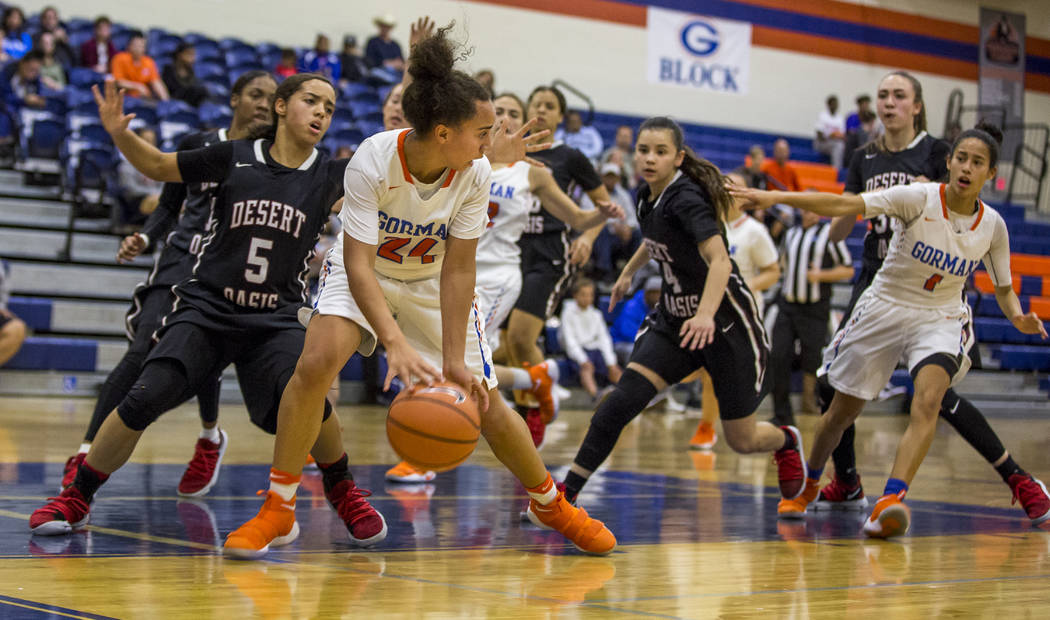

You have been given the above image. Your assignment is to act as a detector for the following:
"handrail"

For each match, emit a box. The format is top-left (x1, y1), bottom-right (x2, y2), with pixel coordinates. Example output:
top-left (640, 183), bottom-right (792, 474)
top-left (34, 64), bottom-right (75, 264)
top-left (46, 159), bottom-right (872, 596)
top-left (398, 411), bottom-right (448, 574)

top-left (551, 79), bottom-right (595, 125)
top-left (1005, 123), bottom-right (1049, 211)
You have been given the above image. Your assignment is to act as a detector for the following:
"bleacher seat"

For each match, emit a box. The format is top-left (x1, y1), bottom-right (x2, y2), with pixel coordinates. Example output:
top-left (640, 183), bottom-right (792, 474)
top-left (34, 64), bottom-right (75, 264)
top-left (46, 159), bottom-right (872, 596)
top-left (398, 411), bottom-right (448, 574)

top-left (77, 123), bottom-right (112, 145)
top-left (195, 61), bottom-right (227, 81)
top-left (220, 37), bottom-right (252, 52)
top-left (197, 101), bottom-right (228, 126)
top-left (229, 64), bottom-right (264, 85)
top-left (992, 345), bottom-right (1050, 371)
top-left (331, 128), bottom-right (364, 147)
top-left (6, 336), bottom-right (98, 372)
top-left (27, 119), bottom-right (64, 160)
top-left (202, 78), bottom-right (230, 101)
top-left (157, 99), bottom-right (196, 117)
top-left (342, 82), bottom-right (376, 100)
top-left (225, 48), bottom-right (260, 68)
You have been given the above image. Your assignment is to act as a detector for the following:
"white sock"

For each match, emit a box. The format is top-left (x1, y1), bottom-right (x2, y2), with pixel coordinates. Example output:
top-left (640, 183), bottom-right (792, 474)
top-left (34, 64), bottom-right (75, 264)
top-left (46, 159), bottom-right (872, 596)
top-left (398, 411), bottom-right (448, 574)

top-left (270, 480), bottom-right (299, 502)
top-left (526, 475), bottom-right (558, 505)
top-left (510, 368), bottom-right (532, 390)
top-left (200, 426), bottom-right (221, 443)
top-left (78, 443), bottom-right (91, 455)
top-left (543, 359), bottom-right (560, 383)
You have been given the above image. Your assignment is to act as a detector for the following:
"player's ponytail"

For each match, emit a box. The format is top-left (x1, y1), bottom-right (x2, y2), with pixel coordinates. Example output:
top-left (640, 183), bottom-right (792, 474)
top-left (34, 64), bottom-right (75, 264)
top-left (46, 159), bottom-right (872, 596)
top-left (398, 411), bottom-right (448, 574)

top-left (953, 120), bottom-right (1004, 168)
top-left (639, 116), bottom-right (731, 226)
top-left (402, 22), bottom-right (490, 136)
top-left (250, 72), bottom-right (333, 141)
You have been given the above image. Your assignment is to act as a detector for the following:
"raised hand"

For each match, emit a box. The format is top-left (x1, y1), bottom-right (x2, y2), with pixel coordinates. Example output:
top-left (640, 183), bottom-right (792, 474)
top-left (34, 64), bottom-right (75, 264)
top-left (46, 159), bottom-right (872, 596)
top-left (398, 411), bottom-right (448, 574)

top-left (409, 16), bottom-right (436, 49)
top-left (489, 117), bottom-right (552, 166)
top-left (91, 80), bottom-right (135, 136)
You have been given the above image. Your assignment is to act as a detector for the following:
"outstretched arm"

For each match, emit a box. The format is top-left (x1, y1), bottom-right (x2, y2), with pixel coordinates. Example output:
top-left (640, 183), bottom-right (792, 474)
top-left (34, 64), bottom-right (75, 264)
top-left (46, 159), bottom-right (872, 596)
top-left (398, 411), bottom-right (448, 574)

top-left (532, 167), bottom-right (623, 231)
top-left (732, 186), bottom-right (866, 219)
top-left (93, 80), bottom-right (181, 182)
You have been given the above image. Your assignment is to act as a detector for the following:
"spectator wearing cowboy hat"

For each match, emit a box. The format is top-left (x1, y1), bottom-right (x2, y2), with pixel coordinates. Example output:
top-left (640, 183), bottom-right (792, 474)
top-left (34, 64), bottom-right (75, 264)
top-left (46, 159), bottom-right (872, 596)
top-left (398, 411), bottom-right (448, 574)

top-left (364, 14), bottom-right (404, 71)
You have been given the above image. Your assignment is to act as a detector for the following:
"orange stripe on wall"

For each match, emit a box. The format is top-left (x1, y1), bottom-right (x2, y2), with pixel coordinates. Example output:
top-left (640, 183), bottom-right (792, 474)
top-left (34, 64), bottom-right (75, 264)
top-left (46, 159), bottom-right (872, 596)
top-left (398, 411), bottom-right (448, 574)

top-left (465, 0), bottom-right (644, 26)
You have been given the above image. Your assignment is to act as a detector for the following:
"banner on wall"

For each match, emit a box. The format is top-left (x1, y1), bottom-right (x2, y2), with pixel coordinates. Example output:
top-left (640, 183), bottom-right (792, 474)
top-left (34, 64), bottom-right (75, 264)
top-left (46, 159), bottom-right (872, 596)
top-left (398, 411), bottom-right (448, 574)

top-left (646, 7), bottom-right (751, 95)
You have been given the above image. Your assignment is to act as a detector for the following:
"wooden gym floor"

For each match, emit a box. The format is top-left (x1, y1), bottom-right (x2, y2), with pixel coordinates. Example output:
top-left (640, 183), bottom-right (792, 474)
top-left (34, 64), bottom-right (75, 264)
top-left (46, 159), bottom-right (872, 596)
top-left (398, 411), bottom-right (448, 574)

top-left (0, 395), bottom-right (1048, 618)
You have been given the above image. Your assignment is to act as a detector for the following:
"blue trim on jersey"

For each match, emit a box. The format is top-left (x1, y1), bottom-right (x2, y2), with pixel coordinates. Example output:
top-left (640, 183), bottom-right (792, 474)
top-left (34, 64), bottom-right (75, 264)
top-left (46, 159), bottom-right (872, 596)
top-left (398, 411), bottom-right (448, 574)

top-left (471, 300), bottom-right (492, 380)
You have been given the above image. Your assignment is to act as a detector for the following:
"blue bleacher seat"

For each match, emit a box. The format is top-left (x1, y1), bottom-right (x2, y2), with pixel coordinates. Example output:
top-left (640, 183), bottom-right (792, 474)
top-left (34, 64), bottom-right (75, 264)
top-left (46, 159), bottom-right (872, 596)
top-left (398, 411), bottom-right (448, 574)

top-left (123, 102), bottom-right (158, 127)
top-left (225, 48), bottom-right (260, 68)
top-left (992, 345), bottom-right (1050, 371)
top-left (77, 123), bottom-right (112, 145)
top-left (355, 121), bottom-right (384, 139)
top-left (150, 38), bottom-right (181, 59)
top-left (111, 32), bottom-right (131, 52)
top-left (157, 99), bottom-right (196, 117)
top-left (220, 37), bottom-right (252, 52)
top-left (342, 82), bottom-right (375, 100)
top-left (331, 128), bottom-right (364, 147)
top-left (69, 68), bottom-right (105, 89)
top-left (256, 42), bottom-right (281, 57)
top-left (6, 337), bottom-right (97, 371)
top-left (228, 64), bottom-right (264, 85)
top-left (27, 119), bottom-right (64, 159)
top-left (195, 61), bottom-right (226, 81)
top-left (67, 18), bottom-right (93, 32)
top-left (183, 32), bottom-right (217, 47)
top-left (332, 107), bottom-right (354, 126)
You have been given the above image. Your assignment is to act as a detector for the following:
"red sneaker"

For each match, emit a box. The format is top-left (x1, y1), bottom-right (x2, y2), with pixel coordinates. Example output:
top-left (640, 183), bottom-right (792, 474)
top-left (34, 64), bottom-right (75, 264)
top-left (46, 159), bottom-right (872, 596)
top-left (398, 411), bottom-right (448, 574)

top-left (525, 408), bottom-right (546, 448)
top-left (30, 486), bottom-right (91, 535)
top-left (177, 429), bottom-right (228, 498)
top-left (1008, 473), bottom-right (1050, 525)
top-left (325, 479), bottom-right (388, 547)
top-left (812, 475), bottom-right (867, 511)
top-left (61, 453), bottom-right (85, 491)
top-left (773, 426), bottom-right (807, 500)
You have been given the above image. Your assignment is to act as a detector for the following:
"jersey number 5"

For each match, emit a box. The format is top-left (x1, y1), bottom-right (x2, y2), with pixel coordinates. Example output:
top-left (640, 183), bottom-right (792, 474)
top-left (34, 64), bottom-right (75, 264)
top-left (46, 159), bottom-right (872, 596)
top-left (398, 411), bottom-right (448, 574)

top-left (245, 237), bottom-right (273, 284)
top-left (378, 237), bottom-right (438, 264)
top-left (923, 273), bottom-right (943, 292)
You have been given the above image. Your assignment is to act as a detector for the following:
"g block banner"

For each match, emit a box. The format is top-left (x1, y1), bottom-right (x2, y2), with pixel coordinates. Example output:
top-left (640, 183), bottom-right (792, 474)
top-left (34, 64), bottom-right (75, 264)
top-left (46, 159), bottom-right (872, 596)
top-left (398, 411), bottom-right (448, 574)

top-left (646, 7), bottom-right (752, 95)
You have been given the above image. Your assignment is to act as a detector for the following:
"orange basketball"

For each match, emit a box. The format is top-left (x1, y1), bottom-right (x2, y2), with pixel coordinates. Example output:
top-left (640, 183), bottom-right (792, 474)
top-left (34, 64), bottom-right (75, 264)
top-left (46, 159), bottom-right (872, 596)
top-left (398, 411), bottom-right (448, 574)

top-left (386, 381), bottom-right (481, 472)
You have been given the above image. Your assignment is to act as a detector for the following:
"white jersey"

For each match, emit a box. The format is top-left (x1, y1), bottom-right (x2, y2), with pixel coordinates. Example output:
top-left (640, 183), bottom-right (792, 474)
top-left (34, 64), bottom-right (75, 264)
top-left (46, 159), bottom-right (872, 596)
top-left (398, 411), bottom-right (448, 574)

top-left (339, 129), bottom-right (490, 281)
top-left (862, 182), bottom-right (1011, 310)
top-left (726, 213), bottom-right (778, 314)
top-left (477, 161), bottom-right (533, 270)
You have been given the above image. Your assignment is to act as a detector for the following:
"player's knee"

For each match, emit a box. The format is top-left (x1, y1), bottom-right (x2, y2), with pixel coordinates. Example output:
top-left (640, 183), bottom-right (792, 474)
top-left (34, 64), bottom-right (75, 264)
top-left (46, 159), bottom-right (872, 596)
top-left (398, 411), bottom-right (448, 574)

top-left (592, 370), bottom-right (657, 432)
top-left (293, 346), bottom-right (342, 390)
top-left (116, 359), bottom-right (191, 431)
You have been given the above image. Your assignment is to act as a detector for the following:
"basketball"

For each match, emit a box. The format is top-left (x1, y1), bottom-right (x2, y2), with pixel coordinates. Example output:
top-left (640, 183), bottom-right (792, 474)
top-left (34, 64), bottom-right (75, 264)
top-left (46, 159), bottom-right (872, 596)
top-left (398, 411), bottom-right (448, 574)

top-left (386, 382), bottom-right (481, 472)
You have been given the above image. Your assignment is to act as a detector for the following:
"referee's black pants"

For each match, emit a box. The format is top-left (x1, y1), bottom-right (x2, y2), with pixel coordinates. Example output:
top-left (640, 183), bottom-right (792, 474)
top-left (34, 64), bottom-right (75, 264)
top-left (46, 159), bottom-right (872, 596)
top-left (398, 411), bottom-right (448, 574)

top-left (769, 299), bottom-right (829, 427)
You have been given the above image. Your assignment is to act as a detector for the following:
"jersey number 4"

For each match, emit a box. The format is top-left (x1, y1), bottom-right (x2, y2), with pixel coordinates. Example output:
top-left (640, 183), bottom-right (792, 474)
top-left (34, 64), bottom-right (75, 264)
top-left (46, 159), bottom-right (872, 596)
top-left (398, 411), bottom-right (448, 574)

top-left (923, 273), bottom-right (943, 292)
top-left (378, 237), bottom-right (438, 264)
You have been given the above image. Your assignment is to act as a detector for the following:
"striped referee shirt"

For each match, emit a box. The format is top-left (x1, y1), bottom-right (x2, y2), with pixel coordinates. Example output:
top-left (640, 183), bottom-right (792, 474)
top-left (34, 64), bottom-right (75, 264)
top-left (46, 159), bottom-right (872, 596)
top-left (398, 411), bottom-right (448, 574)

top-left (781, 221), bottom-right (852, 304)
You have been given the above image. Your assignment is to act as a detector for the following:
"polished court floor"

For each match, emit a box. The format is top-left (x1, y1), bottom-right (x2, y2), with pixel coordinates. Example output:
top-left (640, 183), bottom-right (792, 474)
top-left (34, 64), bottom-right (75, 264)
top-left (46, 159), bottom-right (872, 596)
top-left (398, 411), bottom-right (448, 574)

top-left (1, 396), bottom-right (1049, 618)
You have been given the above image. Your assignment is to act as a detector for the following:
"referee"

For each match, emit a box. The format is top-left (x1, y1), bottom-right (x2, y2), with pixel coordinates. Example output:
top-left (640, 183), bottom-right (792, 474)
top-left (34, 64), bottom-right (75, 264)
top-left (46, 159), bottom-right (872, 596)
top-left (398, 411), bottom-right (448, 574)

top-left (767, 208), bottom-right (853, 426)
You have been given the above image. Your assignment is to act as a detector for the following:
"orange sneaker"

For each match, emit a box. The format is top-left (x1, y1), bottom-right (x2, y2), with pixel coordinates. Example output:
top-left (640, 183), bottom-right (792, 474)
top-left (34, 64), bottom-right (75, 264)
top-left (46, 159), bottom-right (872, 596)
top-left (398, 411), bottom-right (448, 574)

top-left (689, 421), bottom-right (717, 450)
top-left (778, 477), bottom-right (820, 519)
top-left (527, 492), bottom-right (617, 556)
top-left (525, 361), bottom-right (558, 424)
top-left (862, 492), bottom-right (910, 539)
top-left (223, 491), bottom-right (299, 560)
top-left (385, 460), bottom-right (436, 483)
top-left (304, 454), bottom-right (317, 470)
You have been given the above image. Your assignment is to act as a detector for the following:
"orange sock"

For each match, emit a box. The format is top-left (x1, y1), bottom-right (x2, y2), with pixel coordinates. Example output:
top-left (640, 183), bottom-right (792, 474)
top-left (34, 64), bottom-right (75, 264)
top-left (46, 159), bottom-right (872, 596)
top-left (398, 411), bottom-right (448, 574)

top-left (526, 473), bottom-right (557, 505)
top-left (269, 468), bottom-right (301, 502)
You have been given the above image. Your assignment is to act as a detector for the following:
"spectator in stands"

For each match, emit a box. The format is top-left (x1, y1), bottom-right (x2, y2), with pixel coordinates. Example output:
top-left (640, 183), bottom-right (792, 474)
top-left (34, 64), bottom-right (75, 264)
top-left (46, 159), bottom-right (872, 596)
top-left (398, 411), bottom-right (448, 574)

top-left (334, 145), bottom-right (354, 159)
top-left (814, 94), bottom-right (846, 169)
top-left (610, 275), bottom-right (661, 364)
top-left (274, 48), bottom-right (297, 79)
top-left (111, 31), bottom-right (168, 101)
top-left (559, 278), bottom-right (623, 399)
top-left (762, 139), bottom-right (801, 191)
top-left (365, 14), bottom-right (404, 71)
top-left (36, 6), bottom-right (75, 68)
top-left (734, 145), bottom-right (769, 189)
top-left (2, 51), bottom-right (46, 111)
top-left (0, 261), bottom-right (26, 368)
top-left (2, 7), bottom-right (32, 61)
top-left (116, 127), bottom-right (163, 232)
top-left (844, 94), bottom-right (879, 165)
top-left (301, 34), bottom-right (340, 82)
top-left (600, 125), bottom-right (636, 188)
top-left (80, 16), bottom-right (116, 73)
top-left (583, 162), bottom-right (640, 283)
top-left (339, 35), bottom-right (367, 84)
top-left (34, 32), bottom-right (67, 89)
top-left (556, 109), bottom-right (603, 163)
top-left (161, 43), bottom-right (207, 107)
top-left (474, 69), bottom-right (494, 96)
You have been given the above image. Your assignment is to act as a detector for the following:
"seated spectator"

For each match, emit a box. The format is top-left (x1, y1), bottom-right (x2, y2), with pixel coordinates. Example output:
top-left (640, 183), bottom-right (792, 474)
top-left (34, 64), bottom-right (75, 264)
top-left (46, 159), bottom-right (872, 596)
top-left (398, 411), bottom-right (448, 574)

top-left (275, 48), bottom-right (297, 79)
top-left (555, 109), bottom-right (603, 163)
top-left (582, 162), bottom-right (640, 283)
top-left (761, 138), bottom-right (801, 191)
top-left (474, 69), bottom-right (494, 96)
top-left (0, 261), bottom-right (27, 368)
top-left (2, 7), bottom-right (32, 61)
top-left (559, 278), bottom-right (623, 399)
top-left (2, 51), bottom-right (47, 112)
top-left (334, 145), bottom-right (354, 159)
top-left (339, 35), bottom-right (367, 84)
top-left (36, 6), bottom-right (75, 68)
top-left (300, 34), bottom-right (340, 81)
top-left (813, 94), bottom-right (846, 169)
top-left (162, 43), bottom-right (207, 106)
top-left (80, 16), bottom-right (116, 73)
top-left (34, 32), bottom-right (67, 90)
top-left (117, 127), bottom-right (163, 231)
top-left (111, 31), bottom-right (168, 101)
top-left (844, 93), bottom-right (880, 165)
top-left (365, 14), bottom-right (404, 71)
top-left (600, 125), bottom-right (636, 188)
top-left (734, 145), bottom-right (769, 189)
top-left (609, 275), bottom-right (662, 364)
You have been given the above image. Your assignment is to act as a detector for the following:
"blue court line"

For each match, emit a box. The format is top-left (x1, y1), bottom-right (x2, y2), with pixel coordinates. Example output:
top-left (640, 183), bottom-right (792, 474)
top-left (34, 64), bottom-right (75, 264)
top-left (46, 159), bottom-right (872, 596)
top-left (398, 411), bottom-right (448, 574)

top-left (597, 572), bottom-right (1050, 603)
top-left (0, 594), bottom-right (117, 620)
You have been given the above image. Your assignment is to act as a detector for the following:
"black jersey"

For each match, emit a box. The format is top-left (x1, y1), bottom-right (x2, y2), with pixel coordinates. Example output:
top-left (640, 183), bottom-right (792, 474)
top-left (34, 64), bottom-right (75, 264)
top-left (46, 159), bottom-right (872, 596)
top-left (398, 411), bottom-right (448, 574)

top-left (637, 172), bottom-right (755, 332)
top-left (173, 139), bottom-right (345, 317)
top-left (522, 143), bottom-right (601, 236)
top-left (141, 129), bottom-right (227, 255)
top-left (844, 132), bottom-right (950, 270)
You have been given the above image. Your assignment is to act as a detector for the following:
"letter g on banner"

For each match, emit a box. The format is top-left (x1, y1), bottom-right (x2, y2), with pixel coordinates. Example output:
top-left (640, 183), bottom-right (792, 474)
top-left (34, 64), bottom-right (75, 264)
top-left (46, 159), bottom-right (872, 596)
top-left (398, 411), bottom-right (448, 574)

top-left (681, 20), bottom-right (719, 57)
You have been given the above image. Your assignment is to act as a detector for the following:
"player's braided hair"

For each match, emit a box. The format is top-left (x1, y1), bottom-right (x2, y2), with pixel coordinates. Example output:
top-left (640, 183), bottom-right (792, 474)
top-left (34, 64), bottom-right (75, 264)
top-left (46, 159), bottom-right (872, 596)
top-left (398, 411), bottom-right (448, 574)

top-left (639, 116), bottom-right (731, 226)
top-left (402, 22), bottom-right (490, 136)
top-left (251, 72), bottom-right (334, 141)
top-left (953, 120), bottom-right (1004, 168)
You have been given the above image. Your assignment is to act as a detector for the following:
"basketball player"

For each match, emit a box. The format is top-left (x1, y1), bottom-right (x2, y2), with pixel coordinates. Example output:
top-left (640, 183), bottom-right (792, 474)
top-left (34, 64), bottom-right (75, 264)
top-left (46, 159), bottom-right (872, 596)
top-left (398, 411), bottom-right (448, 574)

top-left (560, 117), bottom-right (806, 507)
top-left (689, 170), bottom-right (780, 450)
top-left (804, 72), bottom-right (1050, 526)
top-left (735, 123), bottom-right (1047, 537)
top-left (227, 26), bottom-right (617, 558)
top-left (31, 75), bottom-right (389, 555)
top-left (58, 71), bottom-right (277, 498)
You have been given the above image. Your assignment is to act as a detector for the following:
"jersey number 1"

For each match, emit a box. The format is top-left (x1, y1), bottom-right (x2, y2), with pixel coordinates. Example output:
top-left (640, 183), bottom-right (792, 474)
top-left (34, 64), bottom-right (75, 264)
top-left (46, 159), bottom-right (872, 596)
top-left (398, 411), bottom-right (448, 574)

top-left (923, 273), bottom-right (943, 292)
